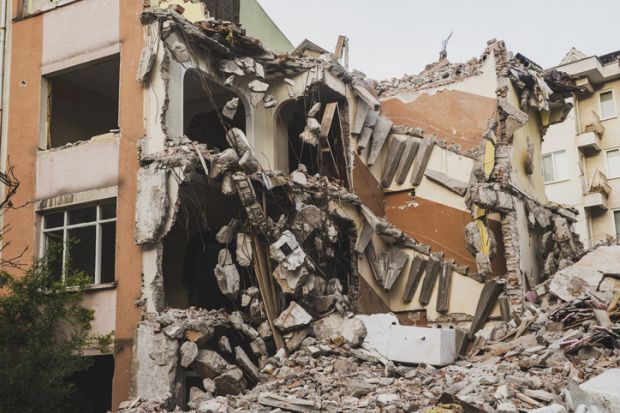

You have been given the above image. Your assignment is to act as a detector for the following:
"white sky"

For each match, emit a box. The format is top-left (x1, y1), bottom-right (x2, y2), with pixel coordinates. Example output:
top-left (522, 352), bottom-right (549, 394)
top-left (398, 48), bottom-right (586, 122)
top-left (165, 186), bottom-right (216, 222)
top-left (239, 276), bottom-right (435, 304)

top-left (257, 0), bottom-right (620, 80)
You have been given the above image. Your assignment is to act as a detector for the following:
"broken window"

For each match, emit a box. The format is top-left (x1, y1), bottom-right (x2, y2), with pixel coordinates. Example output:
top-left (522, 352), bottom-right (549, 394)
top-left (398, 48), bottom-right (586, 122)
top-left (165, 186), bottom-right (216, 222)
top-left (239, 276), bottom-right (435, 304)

top-left (41, 200), bottom-right (117, 285)
top-left (45, 56), bottom-right (120, 149)
top-left (183, 70), bottom-right (245, 151)
top-left (542, 150), bottom-right (567, 183)
top-left (607, 149), bottom-right (620, 178)
top-left (600, 90), bottom-right (616, 120)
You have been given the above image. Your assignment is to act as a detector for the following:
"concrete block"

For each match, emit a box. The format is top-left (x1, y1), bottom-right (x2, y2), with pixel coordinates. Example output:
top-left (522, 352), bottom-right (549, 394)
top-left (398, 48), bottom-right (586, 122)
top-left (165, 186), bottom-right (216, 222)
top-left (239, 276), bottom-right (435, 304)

top-left (387, 325), bottom-right (456, 366)
top-left (579, 369), bottom-right (620, 413)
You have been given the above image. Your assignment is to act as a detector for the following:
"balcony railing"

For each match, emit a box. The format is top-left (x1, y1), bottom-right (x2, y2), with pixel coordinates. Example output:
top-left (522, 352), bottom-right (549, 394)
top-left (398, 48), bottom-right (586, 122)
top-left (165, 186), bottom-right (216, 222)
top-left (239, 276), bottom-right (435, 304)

top-left (577, 113), bottom-right (605, 155)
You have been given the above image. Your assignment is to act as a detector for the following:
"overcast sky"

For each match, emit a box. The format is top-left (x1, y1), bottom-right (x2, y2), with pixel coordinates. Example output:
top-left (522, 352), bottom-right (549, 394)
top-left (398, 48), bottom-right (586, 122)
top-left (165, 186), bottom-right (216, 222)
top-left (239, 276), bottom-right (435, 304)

top-left (257, 0), bottom-right (620, 80)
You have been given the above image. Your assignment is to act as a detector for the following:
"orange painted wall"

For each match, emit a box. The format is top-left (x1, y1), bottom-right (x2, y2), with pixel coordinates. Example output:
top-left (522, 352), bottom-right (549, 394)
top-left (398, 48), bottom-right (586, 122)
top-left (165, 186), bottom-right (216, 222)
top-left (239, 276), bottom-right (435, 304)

top-left (381, 89), bottom-right (496, 151)
top-left (111, 0), bottom-right (145, 409)
top-left (4, 1), bottom-right (43, 267)
top-left (385, 192), bottom-right (507, 277)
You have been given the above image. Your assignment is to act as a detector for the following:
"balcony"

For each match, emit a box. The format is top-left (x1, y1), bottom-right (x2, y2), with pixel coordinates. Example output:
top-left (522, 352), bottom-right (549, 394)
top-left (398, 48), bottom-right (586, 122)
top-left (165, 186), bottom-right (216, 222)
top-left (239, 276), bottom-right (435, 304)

top-left (583, 170), bottom-right (611, 211)
top-left (577, 117), bottom-right (605, 156)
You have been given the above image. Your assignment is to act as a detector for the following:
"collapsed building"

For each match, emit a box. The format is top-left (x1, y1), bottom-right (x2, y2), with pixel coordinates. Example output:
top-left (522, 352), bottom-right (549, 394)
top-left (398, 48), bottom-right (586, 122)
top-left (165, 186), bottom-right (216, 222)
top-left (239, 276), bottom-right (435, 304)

top-left (2, 0), bottom-right (611, 412)
top-left (124, 5), bottom-right (589, 408)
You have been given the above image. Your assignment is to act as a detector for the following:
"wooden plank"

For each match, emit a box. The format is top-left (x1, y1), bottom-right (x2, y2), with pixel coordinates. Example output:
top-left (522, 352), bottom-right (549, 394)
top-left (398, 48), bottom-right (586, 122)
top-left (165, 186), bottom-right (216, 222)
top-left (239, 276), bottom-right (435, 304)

top-left (252, 237), bottom-right (286, 352)
top-left (402, 255), bottom-right (427, 303)
top-left (319, 102), bottom-right (337, 142)
top-left (466, 280), bottom-right (503, 340)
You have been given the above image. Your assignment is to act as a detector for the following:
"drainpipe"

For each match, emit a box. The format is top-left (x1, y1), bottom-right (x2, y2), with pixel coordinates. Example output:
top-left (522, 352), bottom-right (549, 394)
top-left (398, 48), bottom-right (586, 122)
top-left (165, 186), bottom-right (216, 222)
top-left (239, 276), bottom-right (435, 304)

top-left (0, 0), bottom-right (10, 260)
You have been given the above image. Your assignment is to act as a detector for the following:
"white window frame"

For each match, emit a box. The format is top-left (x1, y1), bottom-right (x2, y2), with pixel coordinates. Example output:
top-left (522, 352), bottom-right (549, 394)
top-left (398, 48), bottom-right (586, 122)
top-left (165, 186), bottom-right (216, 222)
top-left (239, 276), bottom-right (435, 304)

top-left (40, 202), bottom-right (116, 285)
top-left (606, 148), bottom-right (620, 179)
top-left (542, 150), bottom-right (568, 184)
top-left (599, 89), bottom-right (617, 121)
top-left (613, 209), bottom-right (620, 237)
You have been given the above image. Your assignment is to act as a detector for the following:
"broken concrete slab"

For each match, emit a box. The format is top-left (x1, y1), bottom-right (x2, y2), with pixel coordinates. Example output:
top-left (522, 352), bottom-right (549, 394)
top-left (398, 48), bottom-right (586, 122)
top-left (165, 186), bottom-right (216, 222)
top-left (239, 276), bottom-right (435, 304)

top-left (214, 367), bottom-right (246, 396)
top-left (313, 312), bottom-right (367, 347)
top-left (395, 139), bottom-right (420, 185)
top-left (383, 246), bottom-right (409, 291)
top-left (248, 79), bottom-right (269, 93)
top-left (549, 246), bottom-right (620, 302)
top-left (356, 313), bottom-right (399, 357)
top-left (135, 164), bottom-right (168, 244)
top-left (257, 392), bottom-right (321, 412)
top-left (273, 301), bottom-right (312, 332)
top-left (380, 135), bottom-right (406, 187)
top-left (234, 346), bottom-right (260, 381)
top-left (578, 369), bottom-right (620, 413)
top-left (367, 116), bottom-right (394, 165)
top-left (352, 99), bottom-right (370, 135)
top-left (269, 230), bottom-right (306, 271)
top-left (436, 260), bottom-right (453, 314)
top-left (402, 255), bottom-right (427, 303)
top-left (424, 169), bottom-right (468, 196)
top-left (387, 325), bottom-right (456, 366)
top-left (410, 135), bottom-right (435, 186)
top-left (192, 349), bottom-right (230, 379)
top-left (180, 341), bottom-right (198, 368)
top-left (352, 83), bottom-right (380, 110)
top-left (272, 263), bottom-right (308, 294)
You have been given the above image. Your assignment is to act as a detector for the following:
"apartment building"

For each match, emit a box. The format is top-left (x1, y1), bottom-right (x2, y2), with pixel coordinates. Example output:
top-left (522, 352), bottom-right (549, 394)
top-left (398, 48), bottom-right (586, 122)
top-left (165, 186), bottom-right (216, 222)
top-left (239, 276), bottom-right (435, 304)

top-left (1, 1), bottom-right (586, 411)
top-left (543, 48), bottom-right (620, 248)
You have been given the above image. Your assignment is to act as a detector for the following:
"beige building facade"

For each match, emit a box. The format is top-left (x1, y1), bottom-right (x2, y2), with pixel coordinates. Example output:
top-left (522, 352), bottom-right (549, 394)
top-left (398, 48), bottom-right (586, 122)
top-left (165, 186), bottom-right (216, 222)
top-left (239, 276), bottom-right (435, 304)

top-left (543, 49), bottom-right (620, 247)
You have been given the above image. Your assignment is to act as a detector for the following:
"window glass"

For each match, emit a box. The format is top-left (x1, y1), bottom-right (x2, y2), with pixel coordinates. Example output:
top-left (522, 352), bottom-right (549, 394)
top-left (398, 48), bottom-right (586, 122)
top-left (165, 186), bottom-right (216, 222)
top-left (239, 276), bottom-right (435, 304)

top-left (543, 154), bottom-right (555, 183)
top-left (600, 91), bottom-right (615, 119)
top-left (608, 149), bottom-right (620, 177)
top-left (100, 222), bottom-right (116, 284)
top-left (45, 230), bottom-right (64, 281)
top-left (100, 202), bottom-right (117, 220)
top-left (554, 151), bottom-right (568, 181)
top-left (615, 211), bottom-right (620, 236)
top-left (44, 212), bottom-right (64, 229)
top-left (67, 226), bottom-right (97, 283)
top-left (68, 206), bottom-right (97, 225)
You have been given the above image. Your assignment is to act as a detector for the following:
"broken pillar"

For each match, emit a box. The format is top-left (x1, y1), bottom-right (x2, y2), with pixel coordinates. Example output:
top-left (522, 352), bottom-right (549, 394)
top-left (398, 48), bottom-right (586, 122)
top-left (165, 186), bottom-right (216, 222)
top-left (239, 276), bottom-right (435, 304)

top-left (410, 136), bottom-right (435, 186)
top-left (402, 255), bottom-right (428, 303)
top-left (381, 135), bottom-right (407, 187)
top-left (367, 116), bottom-right (394, 165)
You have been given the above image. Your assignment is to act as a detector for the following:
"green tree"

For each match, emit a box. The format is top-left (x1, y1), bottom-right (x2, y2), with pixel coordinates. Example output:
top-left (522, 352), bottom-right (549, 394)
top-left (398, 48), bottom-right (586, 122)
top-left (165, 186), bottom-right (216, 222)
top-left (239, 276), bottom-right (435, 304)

top-left (0, 165), bottom-right (96, 413)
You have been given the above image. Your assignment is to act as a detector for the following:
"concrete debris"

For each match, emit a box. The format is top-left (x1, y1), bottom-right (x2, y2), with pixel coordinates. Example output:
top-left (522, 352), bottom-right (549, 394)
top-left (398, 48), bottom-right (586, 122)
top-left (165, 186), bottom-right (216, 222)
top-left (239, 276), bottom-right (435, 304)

top-left (235, 233), bottom-right (252, 267)
top-left (425, 169), bottom-right (468, 196)
top-left (273, 301), bottom-right (313, 332)
top-left (312, 313), bottom-right (367, 347)
top-left (269, 230), bottom-right (306, 271)
top-left (215, 219), bottom-right (240, 244)
top-left (262, 94), bottom-right (277, 108)
top-left (247, 79), bottom-right (269, 93)
top-left (192, 350), bottom-right (230, 379)
top-left (213, 249), bottom-right (240, 300)
top-left (180, 341), bottom-right (198, 367)
top-left (222, 97), bottom-right (239, 120)
top-left (307, 102), bottom-right (321, 117)
top-left (367, 116), bottom-right (394, 165)
top-left (549, 245), bottom-right (620, 303)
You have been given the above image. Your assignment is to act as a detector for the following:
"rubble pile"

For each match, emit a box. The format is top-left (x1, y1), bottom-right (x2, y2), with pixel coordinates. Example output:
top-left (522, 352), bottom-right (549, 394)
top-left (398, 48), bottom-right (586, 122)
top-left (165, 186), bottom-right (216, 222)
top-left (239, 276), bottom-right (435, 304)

top-left (119, 244), bottom-right (619, 413)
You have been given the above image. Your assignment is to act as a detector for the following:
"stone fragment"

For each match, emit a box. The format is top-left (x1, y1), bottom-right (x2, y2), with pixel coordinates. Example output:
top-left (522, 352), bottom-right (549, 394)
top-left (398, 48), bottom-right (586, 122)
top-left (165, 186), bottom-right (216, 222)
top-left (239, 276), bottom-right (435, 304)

top-left (269, 230), bottom-right (306, 271)
top-left (236, 233), bottom-right (252, 267)
top-left (220, 60), bottom-right (244, 76)
top-left (202, 378), bottom-right (216, 394)
top-left (367, 116), bottom-right (394, 165)
top-left (346, 379), bottom-right (375, 397)
top-left (263, 94), bottom-right (277, 108)
top-left (187, 387), bottom-right (212, 410)
top-left (213, 249), bottom-right (240, 300)
top-left (308, 102), bottom-right (321, 117)
top-left (258, 392), bottom-right (321, 412)
top-left (215, 219), bottom-right (240, 244)
top-left (273, 301), bottom-right (312, 332)
top-left (222, 97), bottom-right (239, 120)
top-left (424, 169), bottom-right (468, 196)
top-left (234, 346), bottom-right (260, 381)
top-left (218, 336), bottom-right (232, 354)
top-left (180, 341), bottom-right (198, 368)
top-left (272, 263), bottom-right (308, 294)
top-left (192, 350), bottom-right (230, 379)
top-left (248, 79), bottom-right (269, 93)
top-left (313, 313), bottom-right (367, 347)
top-left (214, 367), bottom-right (245, 395)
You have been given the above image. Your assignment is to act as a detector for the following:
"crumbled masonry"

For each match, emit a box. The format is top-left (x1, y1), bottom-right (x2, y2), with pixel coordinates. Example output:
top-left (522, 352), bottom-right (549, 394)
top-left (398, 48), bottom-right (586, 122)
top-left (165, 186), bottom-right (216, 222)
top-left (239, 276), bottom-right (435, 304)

top-left (120, 7), bottom-right (618, 413)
